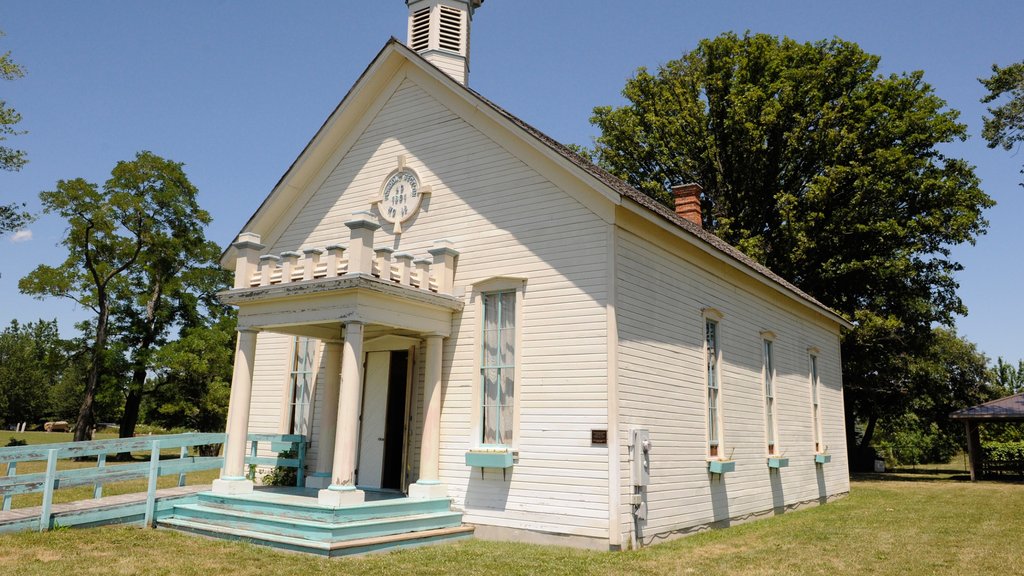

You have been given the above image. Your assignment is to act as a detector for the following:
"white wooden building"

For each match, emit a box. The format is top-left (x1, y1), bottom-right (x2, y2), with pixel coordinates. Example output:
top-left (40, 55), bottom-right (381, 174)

top-left (213, 0), bottom-right (852, 550)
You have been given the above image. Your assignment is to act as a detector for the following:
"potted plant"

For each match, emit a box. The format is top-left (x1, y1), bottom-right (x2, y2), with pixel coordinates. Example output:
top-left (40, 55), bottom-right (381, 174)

top-left (815, 445), bottom-right (831, 465)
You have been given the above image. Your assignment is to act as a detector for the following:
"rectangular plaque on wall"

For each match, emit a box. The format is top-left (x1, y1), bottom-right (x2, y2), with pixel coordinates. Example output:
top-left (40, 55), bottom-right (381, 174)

top-left (591, 429), bottom-right (608, 444)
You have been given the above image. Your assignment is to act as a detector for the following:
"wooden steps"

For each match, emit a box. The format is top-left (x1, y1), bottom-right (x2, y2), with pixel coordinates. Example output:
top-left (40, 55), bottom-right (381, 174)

top-left (156, 490), bottom-right (473, 557)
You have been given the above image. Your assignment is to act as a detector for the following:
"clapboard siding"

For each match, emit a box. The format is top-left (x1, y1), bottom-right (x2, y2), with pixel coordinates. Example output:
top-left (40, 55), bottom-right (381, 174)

top-left (248, 332), bottom-right (290, 435)
top-left (615, 227), bottom-right (848, 544)
top-left (257, 77), bottom-right (611, 539)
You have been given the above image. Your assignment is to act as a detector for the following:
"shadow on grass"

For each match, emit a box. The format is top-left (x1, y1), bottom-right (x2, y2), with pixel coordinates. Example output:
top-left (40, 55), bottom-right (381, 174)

top-left (853, 471), bottom-right (972, 482)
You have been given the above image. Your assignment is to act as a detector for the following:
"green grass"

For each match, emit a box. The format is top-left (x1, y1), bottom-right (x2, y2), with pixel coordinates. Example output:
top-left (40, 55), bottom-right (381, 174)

top-left (1, 430), bottom-right (219, 509)
top-left (2, 477), bottom-right (1022, 575)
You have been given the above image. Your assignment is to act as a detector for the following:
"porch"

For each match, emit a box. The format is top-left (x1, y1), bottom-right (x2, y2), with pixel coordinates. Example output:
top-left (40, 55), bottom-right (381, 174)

top-left (215, 213), bottom-right (464, 508)
top-left (158, 486), bottom-right (473, 557)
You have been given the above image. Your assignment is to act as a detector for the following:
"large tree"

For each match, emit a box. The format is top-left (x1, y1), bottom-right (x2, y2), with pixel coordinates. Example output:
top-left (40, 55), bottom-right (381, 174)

top-left (588, 33), bottom-right (994, 464)
top-left (19, 152), bottom-right (215, 441)
top-left (0, 30), bottom-right (31, 235)
top-left (981, 61), bottom-right (1024, 186)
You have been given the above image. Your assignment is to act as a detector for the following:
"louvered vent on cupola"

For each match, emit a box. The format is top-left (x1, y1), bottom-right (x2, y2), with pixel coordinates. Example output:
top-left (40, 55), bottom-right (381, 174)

top-left (405, 0), bottom-right (483, 86)
top-left (410, 7), bottom-right (430, 51)
top-left (437, 5), bottom-right (463, 52)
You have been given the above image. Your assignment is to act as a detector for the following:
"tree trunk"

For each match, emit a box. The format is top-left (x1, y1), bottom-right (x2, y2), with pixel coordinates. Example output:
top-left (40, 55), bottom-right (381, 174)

top-left (120, 369), bottom-right (146, 439)
top-left (118, 278), bottom-right (164, 460)
top-left (74, 302), bottom-right (108, 443)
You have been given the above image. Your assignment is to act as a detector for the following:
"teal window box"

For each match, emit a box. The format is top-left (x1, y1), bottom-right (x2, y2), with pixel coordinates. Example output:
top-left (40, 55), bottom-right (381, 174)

top-left (768, 457), bottom-right (789, 469)
top-left (707, 459), bottom-right (735, 474)
top-left (815, 453), bottom-right (831, 465)
top-left (465, 450), bottom-right (514, 469)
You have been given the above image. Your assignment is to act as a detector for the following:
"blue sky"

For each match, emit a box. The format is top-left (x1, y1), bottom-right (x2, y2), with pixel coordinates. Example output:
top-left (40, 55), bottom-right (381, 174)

top-left (1, 1), bottom-right (1021, 363)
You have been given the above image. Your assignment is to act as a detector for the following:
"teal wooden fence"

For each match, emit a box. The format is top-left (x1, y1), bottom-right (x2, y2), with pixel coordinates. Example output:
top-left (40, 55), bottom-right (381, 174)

top-left (0, 432), bottom-right (305, 531)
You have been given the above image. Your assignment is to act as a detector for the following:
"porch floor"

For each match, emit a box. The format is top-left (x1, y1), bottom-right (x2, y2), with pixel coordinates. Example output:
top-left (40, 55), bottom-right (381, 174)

top-left (157, 486), bottom-right (472, 557)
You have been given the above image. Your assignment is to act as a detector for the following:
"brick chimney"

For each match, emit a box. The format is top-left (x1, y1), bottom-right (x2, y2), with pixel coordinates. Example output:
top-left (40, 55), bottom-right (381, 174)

top-left (671, 183), bottom-right (703, 227)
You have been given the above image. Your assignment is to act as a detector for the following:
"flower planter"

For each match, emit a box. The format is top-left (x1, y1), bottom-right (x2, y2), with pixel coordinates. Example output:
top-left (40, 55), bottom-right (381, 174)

top-left (707, 459), bottom-right (735, 474)
top-left (815, 453), bottom-right (832, 465)
top-left (767, 457), bottom-right (789, 469)
top-left (465, 450), bottom-right (514, 469)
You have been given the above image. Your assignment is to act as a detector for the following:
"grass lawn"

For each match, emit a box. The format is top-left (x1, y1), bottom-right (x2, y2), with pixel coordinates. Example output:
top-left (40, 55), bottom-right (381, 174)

top-left (1, 476), bottom-right (1021, 575)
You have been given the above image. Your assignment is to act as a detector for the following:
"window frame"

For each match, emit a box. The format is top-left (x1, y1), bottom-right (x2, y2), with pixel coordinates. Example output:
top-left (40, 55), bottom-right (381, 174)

top-left (469, 276), bottom-right (526, 450)
top-left (283, 336), bottom-right (319, 437)
top-left (760, 331), bottom-right (779, 455)
top-left (703, 308), bottom-right (725, 458)
top-left (808, 347), bottom-right (823, 453)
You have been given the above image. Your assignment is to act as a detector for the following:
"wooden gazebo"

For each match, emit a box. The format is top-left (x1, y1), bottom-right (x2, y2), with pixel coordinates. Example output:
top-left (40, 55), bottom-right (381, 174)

top-left (950, 393), bottom-right (1024, 481)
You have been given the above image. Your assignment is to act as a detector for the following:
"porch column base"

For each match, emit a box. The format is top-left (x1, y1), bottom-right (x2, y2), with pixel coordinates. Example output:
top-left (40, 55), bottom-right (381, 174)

top-left (317, 486), bottom-right (365, 507)
top-left (211, 477), bottom-right (254, 495)
top-left (304, 473), bottom-right (332, 490)
top-left (408, 481), bottom-right (448, 500)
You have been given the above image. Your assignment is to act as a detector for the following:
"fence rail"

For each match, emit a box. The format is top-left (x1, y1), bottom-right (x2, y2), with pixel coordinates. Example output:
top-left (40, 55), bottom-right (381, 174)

top-left (0, 432), bottom-right (305, 531)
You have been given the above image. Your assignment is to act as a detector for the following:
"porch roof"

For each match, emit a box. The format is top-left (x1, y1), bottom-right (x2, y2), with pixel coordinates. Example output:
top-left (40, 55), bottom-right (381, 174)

top-left (218, 272), bottom-right (463, 339)
top-left (950, 393), bottom-right (1024, 422)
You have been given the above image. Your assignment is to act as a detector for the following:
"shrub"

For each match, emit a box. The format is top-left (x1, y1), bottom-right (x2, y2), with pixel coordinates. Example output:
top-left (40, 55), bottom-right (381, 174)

top-left (260, 449), bottom-right (298, 487)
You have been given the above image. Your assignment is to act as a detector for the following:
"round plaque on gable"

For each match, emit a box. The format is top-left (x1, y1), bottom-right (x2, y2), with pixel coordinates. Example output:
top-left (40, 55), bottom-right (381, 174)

top-left (373, 166), bottom-right (430, 234)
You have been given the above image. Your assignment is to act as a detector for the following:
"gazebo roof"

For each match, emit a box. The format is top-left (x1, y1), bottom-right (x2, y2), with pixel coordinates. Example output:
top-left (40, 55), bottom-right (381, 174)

top-left (950, 392), bottom-right (1024, 421)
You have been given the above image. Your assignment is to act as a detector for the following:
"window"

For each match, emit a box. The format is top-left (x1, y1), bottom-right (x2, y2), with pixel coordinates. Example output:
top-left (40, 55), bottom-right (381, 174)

top-left (705, 318), bottom-right (722, 456)
top-left (763, 338), bottom-right (778, 454)
top-left (288, 337), bottom-right (316, 436)
top-left (810, 353), bottom-right (822, 452)
top-left (481, 291), bottom-right (515, 445)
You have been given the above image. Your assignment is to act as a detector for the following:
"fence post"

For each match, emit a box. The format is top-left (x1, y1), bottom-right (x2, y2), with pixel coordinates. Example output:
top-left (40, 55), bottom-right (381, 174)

top-left (39, 449), bottom-right (58, 532)
top-left (248, 438), bottom-right (258, 480)
top-left (296, 438), bottom-right (306, 488)
top-left (178, 446), bottom-right (188, 487)
top-left (93, 453), bottom-right (106, 499)
top-left (144, 439), bottom-right (161, 528)
top-left (3, 461), bottom-right (17, 511)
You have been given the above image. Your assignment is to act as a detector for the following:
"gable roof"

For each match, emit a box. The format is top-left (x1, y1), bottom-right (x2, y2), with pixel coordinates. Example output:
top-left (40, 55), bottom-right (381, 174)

top-left (224, 38), bottom-right (853, 330)
top-left (950, 393), bottom-right (1024, 421)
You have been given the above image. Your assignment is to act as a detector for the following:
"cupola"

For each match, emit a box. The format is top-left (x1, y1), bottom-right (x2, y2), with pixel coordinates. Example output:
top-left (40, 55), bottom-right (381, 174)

top-left (406, 0), bottom-right (483, 85)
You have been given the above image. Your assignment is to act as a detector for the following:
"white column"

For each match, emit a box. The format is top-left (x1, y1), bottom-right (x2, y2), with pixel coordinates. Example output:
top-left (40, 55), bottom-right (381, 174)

top-left (409, 334), bottom-right (447, 499)
top-left (213, 328), bottom-right (259, 495)
top-left (306, 341), bottom-right (342, 489)
top-left (318, 322), bottom-right (366, 506)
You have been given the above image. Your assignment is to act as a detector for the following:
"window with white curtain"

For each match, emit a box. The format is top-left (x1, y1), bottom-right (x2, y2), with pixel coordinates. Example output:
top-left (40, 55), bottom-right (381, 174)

top-left (481, 291), bottom-right (515, 445)
top-left (288, 337), bottom-right (316, 436)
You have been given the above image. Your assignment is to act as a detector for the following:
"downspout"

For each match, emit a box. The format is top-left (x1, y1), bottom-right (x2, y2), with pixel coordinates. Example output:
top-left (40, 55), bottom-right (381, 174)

top-left (606, 225), bottom-right (622, 550)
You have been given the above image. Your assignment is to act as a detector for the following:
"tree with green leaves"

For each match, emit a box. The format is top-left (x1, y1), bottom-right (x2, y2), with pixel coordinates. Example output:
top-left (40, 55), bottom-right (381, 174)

top-left (992, 357), bottom-right (1024, 396)
top-left (0, 30), bottom-right (32, 235)
top-left (19, 152), bottom-right (217, 441)
top-left (0, 319), bottom-right (68, 428)
top-left (981, 61), bottom-right (1024, 186)
top-left (588, 32), bottom-right (994, 465)
top-left (142, 315), bottom-right (236, 435)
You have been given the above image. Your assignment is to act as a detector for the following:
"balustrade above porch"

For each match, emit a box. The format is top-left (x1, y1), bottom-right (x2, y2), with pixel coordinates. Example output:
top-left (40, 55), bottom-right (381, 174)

top-left (229, 215), bottom-right (460, 295)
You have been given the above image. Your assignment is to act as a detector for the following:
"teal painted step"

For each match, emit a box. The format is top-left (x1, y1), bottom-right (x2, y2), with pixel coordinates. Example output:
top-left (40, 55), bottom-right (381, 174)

top-left (196, 492), bottom-right (452, 523)
top-left (158, 517), bottom-right (474, 557)
top-left (167, 503), bottom-right (462, 543)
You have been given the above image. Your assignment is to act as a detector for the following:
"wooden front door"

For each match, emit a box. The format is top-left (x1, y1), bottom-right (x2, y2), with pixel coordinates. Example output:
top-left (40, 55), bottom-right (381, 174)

top-left (357, 350), bottom-right (410, 490)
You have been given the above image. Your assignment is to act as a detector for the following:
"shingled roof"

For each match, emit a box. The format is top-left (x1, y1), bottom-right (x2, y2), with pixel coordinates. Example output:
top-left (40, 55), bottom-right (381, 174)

top-left (428, 43), bottom-right (848, 327)
top-left (950, 393), bottom-right (1024, 421)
